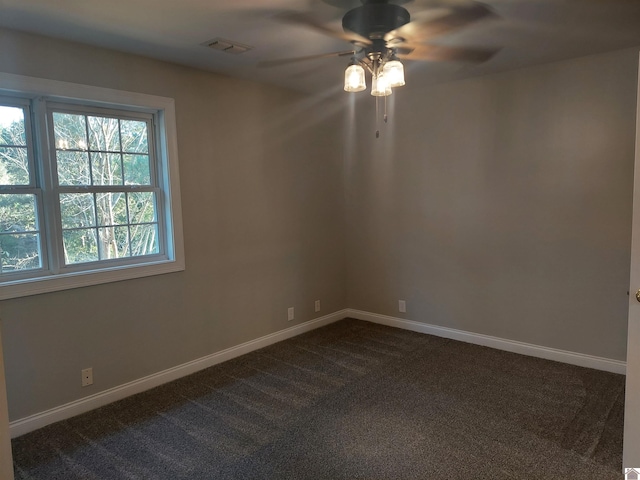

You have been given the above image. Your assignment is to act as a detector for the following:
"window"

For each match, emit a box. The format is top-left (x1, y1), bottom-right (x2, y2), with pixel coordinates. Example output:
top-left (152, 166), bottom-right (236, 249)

top-left (52, 107), bottom-right (161, 265)
top-left (0, 73), bottom-right (184, 299)
top-left (0, 100), bottom-right (42, 275)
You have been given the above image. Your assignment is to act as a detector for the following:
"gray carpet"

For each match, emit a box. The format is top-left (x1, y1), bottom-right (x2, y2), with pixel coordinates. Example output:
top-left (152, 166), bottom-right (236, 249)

top-left (11, 318), bottom-right (624, 479)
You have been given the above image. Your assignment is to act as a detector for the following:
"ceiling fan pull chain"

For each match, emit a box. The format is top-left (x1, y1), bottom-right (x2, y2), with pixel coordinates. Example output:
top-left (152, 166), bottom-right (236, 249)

top-left (375, 95), bottom-right (380, 139)
top-left (384, 95), bottom-right (388, 124)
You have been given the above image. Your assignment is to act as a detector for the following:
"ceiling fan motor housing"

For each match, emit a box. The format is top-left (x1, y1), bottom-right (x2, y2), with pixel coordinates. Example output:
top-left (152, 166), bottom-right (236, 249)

top-left (342, 2), bottom-right (410, 40)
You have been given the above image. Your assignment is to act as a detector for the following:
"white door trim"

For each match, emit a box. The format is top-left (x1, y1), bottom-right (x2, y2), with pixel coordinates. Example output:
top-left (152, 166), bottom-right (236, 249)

top-left (0, 322), bottom-right (15, 480)
top-left (623, 52), bottom-right (640, 469)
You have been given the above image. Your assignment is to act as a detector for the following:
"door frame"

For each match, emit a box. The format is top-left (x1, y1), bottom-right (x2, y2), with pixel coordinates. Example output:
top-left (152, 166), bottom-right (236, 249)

top-left (0, 321), bottom-right (14, 480)
top-left (623, 52), bottom-right (640, 469)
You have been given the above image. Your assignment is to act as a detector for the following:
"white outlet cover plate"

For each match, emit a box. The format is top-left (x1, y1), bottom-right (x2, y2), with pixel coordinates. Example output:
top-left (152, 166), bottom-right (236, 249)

top-left (399, 300), bottom-right (406, 313)
top-left (81, 368), bottom-right (93, 386)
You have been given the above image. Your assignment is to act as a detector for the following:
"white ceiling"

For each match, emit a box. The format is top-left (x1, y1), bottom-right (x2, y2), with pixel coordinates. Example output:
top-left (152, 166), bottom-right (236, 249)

top-left (1, 0), bottom-right (640, 93)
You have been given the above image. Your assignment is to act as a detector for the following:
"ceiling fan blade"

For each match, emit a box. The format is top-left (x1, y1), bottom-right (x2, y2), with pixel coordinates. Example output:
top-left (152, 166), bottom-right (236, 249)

top-left (385, 3), bottom-right (497, 43)
top-left (397, 44), bottom-right (500, 63)
top-left (275, 11), bottom-right (372, 46)
top-left (258, 50), bottom-right (356, 68)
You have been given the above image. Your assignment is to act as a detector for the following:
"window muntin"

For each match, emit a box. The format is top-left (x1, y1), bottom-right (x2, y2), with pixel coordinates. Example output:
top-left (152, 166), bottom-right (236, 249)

top-left (50, 106), bottom-right (162, 268)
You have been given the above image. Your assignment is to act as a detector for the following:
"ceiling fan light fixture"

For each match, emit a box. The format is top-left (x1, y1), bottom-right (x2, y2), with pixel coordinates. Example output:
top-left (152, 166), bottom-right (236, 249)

top-left (371, 72), bottom-right (392, 97)
top-left (344, 63), bottom-right (367, 92)
top-left (383, 59), bottom-right (405, 88)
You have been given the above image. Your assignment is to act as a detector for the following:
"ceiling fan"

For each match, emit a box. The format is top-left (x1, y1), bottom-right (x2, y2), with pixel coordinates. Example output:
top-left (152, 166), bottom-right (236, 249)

top-left (261, 0), bottom-right (501, 96)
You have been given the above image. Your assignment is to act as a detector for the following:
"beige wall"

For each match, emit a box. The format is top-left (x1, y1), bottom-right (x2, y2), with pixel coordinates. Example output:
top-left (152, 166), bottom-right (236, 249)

top-left (0, 28), bottom-right (347, 420)
top-left (346, 48), bottom-right (639, 361)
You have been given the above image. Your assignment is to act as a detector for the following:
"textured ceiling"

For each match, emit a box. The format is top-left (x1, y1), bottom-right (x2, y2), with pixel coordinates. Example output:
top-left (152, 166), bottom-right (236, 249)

top-left (1, 0), bottom-right (639, 93)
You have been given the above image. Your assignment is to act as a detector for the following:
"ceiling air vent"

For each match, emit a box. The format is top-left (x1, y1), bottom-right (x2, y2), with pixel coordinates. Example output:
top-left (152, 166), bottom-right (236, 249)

top-left (202, 38), bottom-right (253, 55)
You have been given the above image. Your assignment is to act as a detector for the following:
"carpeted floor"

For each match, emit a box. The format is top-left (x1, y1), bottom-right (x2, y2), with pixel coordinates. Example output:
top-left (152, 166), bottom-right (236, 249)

top-left (11, 318), bottom-right (624, 479)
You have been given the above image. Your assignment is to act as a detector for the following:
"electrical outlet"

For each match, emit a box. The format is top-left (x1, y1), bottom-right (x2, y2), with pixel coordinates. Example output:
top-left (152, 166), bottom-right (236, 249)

top-left (81, 368), bottom-right (93, 387)
top-left (315, 300), bottom-right (321, 313)
top-left (287, 307), bottom-right (295, 321)
top-left (398, 300), bottom-right (406, 313)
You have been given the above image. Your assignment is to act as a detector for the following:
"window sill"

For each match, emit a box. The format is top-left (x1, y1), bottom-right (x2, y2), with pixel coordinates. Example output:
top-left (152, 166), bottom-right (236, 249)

top-left (0, 259), bottom-right (185, 300)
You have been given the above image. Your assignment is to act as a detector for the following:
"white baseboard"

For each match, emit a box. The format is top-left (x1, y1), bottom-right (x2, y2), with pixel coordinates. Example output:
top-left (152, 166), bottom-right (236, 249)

top-left (10, 308), bottom-right (626, 438)
top-left (9, 310), bottom-right (348, 438)
top-left (347, 309), bottom-right (626, 375)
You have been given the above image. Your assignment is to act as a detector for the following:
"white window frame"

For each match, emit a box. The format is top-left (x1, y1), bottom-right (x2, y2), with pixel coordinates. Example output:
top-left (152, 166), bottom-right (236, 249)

top-left (0, 73), bottom-right (185, 300)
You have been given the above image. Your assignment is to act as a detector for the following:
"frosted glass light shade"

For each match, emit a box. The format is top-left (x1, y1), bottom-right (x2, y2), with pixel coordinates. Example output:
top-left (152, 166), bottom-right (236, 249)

top-left (371, 72), bottom-right (392, 96)
top-left (344, 64), bottom-right (366, 92)
top-left (383, 60), bottom-right (405, 87)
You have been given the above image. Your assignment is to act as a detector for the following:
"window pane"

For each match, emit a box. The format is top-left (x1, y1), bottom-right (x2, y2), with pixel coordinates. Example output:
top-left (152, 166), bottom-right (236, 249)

top-left (91, 152), bottom-right (123, 185)
top-left (0, 147), bottom-right (29, 185)
top-left (96, 192), bottom-right (127, 226)
top-left (130, 223), bottom-right (158, 256)
top-left (53, 113), bottom-right (88, 151)
top-left (88, 116), bottom-right (120, 152)
top-left (98, 226), bottom-right (129, 259)
top-left (56, 151), bottom-right (91, 186)
top-left (0, 233), bottom-right (40, 272)
top-left (0, 106), bottom-right (26, 145)
top-left (63, 228), bottom-right (98, 264)
top-left (128, 192), bottom-right (156, 224)
top-left (123, 154), bottom-right (151, 185)
top-left (120, 120), bottom-right (148, 153)
top-left (60, 193), bottom-right (96, 229)
top-left (0, 194), bottom-right (37, 232)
